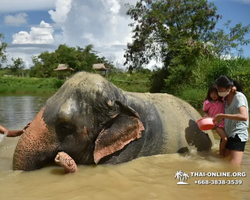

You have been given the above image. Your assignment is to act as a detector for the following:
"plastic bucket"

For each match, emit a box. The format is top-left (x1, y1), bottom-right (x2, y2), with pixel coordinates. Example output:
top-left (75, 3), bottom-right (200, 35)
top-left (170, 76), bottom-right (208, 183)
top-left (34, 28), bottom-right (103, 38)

top-left (197, 117), bottom-right (215, 131)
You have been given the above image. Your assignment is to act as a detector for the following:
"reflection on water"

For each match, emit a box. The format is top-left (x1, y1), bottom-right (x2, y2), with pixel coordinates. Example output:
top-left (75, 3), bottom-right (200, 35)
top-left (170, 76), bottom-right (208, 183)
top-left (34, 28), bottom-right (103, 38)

top-left (0, 95), bottom-right (48, 129)
top-left (0, 95), bottom-right (249, 200)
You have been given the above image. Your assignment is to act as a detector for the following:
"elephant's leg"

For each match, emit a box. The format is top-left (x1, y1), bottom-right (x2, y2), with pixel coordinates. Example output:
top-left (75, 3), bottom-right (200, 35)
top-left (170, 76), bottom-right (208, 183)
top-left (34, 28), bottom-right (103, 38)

top-left (55, 152), bottom-right (78, 173)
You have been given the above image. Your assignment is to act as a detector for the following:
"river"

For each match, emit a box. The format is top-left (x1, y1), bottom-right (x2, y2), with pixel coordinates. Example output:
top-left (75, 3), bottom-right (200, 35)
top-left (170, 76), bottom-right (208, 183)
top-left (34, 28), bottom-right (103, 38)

top-left (0, 95), bottom-right (249, 200)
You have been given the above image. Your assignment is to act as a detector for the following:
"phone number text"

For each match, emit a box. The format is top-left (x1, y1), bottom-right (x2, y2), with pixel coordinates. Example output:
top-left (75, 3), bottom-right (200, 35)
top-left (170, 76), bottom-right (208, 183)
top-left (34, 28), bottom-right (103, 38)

top-left (194, 179), bottom-right (243, 185)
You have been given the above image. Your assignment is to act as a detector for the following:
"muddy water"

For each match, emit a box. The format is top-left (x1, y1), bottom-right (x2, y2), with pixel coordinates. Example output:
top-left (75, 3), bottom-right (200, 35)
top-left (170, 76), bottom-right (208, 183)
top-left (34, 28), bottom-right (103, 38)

top-left (0, 95), bottom-right (249, 200)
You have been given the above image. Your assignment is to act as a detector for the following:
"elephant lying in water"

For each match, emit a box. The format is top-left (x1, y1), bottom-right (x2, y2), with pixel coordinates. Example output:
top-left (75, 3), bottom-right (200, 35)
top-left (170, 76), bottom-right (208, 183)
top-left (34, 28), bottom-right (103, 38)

top-left (13, 72), bottom-right (214, 171)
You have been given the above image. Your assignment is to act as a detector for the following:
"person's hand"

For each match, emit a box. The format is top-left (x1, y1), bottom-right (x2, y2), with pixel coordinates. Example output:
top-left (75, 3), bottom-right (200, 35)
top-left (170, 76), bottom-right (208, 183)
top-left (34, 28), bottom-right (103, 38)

top-left (0, 125), bottom-right (8, 134)
top-left (0, 130), bottom-right (8, 135)
top-left (213, 114), bottom-right (224, 122)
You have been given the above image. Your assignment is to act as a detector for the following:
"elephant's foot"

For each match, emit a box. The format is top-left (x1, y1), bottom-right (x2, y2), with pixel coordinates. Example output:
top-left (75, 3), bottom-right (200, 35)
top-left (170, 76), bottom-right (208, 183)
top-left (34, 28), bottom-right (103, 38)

top-left (55, 152), bottom-right (78, 174)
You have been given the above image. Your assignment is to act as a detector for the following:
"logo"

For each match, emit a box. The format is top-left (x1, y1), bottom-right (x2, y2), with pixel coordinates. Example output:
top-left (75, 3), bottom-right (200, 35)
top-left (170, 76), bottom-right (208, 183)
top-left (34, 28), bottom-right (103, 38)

top-left (174, 170), bottom-right (190, 185)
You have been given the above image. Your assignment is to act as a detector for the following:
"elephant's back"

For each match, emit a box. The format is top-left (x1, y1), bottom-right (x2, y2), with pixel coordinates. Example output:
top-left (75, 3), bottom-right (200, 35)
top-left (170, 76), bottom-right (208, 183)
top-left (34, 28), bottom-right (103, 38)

top-left (125, 92), bottom-right (215, 153)
top-left (129, 92), bottom-right (200, 124)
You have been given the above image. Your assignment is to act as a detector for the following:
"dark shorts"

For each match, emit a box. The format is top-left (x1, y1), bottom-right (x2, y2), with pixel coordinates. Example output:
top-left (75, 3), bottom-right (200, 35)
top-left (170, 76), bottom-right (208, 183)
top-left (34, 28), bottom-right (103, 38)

top-left (221, 134), bottom-right (246, 152)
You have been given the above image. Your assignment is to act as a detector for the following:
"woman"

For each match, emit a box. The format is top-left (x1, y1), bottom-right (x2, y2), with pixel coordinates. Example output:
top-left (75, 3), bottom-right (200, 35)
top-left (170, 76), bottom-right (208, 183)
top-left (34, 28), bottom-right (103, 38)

top-left (213, 75), bottom-right (249, 166)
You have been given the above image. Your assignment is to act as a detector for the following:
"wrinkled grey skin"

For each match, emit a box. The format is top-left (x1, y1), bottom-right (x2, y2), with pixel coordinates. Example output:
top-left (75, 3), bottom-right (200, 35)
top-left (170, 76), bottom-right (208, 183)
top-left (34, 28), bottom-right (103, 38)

top-left (13, 72), bottom-right (214, 171)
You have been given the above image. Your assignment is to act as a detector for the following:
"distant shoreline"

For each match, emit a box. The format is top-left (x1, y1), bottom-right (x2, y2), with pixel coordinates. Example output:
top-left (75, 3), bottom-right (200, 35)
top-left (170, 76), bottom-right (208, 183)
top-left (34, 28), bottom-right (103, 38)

top-left (1, 75), bottom-right (249, 110)
top-left (0, 77), bottom-right (64, 95)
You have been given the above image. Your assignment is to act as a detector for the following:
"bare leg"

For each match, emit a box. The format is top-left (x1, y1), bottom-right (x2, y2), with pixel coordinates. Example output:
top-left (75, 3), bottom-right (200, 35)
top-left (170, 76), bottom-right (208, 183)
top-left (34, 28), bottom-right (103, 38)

top-left (230, 150), bottom-right (244, 166)
top-left (216, 127), bottom-right (227, 157)
top-left (224, 148), bottom-right (230, 157)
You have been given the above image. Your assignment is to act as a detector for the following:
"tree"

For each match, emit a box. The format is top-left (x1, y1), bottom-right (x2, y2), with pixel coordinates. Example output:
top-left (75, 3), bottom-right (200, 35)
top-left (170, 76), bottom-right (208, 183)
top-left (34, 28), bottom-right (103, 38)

top-left (125, 0), bottom-right (218, 67)
top-left (30, 56), bottom-right (48, 78)
top-left (55, 44), bottom-right (76, 70)
top-left (206, 20), bottom-right (250, 57)
top-left (29, 44), bottom-right (115, 78)
top-left (7, 57), bottom-right (25, 76)
top-left (0, 33), bottom-right (8, 67)
top-left (74, 44), bottom-right (98, 72)
top-left (124, 0), bottom-right (250, 93)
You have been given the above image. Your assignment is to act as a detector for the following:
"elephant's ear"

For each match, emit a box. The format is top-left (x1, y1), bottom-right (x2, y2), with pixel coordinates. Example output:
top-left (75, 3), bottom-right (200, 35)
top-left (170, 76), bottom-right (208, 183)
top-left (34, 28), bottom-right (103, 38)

top-left (93, 101), bottom-right (145, 164)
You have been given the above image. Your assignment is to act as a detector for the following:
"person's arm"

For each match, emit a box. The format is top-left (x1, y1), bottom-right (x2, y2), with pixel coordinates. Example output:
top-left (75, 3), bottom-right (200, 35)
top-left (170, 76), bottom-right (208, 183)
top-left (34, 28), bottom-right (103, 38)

top-left (7, 130), bottom-right (24, 137)
top-left (1, 127), bottom-right (25, 137)
top-left (213, 106), bottom-right (248, 122)
top-left (7, 121), bottom-right (31, 137)
top-left (0, 124), bottom-right (22, 137)
top-left (1, 121), bottom-right (31, 137)
top-left (204, 111), bottom-right (209, 117)
top-left (214, 94), bottom-right (248, 122)
top-left (203, 100), bottom-right (210, 117)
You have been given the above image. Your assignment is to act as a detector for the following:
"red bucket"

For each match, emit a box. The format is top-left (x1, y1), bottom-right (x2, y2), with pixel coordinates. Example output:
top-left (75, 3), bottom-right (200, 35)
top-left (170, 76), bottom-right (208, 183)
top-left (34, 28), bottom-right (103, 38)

top-left (197, 117), bottom-right (215, 131)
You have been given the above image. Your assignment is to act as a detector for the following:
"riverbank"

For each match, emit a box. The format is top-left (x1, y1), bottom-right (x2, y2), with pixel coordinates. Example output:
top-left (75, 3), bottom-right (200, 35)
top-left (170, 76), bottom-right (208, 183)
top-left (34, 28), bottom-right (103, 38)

top-left (1, 74), bottom-right (249, 110)
top-left (0, 75), bottom-right (204, 109)
top-left (0, 72), bottom-right (151, 94)
top-left (0, 77), bottom-right (64, 94)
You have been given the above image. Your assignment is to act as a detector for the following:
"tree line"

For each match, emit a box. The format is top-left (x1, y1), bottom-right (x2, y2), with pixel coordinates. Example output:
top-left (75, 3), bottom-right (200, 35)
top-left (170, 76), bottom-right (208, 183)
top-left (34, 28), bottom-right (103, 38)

top-left (0, 40), bottom-right (115, 78)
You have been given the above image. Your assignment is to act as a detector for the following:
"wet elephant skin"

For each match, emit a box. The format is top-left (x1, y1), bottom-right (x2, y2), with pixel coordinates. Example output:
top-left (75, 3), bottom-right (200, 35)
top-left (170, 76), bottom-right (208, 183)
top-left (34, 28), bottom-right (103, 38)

top-left (13, 72), bottom-right (214, 171)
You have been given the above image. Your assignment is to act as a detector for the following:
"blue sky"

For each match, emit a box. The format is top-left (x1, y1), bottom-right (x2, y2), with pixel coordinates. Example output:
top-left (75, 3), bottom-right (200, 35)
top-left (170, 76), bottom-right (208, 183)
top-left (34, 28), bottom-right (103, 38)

top-left (0, 0), bottom-right (249, 69)
top-left (1, 10), bottom-right (53, 38)
top-left (211, 0), bottom-right (250, 57)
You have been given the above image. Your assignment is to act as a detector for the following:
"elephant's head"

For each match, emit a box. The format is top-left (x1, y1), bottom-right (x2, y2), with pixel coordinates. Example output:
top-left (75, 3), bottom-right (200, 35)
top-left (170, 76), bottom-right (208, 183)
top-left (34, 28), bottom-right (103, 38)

top-left (13, 72), bottom-right (145, 171)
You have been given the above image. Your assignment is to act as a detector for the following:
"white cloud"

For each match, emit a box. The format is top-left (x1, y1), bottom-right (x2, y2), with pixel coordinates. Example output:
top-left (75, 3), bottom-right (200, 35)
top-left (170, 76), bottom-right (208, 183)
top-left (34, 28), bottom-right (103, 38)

top-left (6, 52), bottom-right (35, 69)
top-left (4, 13), bottom-right (28, 26)
top-left (48, 0), bottom-right (72, 24)
top-left (4, 0), bottom-right (250, 70)
top-left (48, 0), bottom-right (136, 65)
top-left (12, 21), bottom-right (54, 44)
top-left (8, 0), bottom-right (142, 69)
top-left (5, 44), bottom-right (57, 69)
top-left (0, 0), bottom-right (56, 12)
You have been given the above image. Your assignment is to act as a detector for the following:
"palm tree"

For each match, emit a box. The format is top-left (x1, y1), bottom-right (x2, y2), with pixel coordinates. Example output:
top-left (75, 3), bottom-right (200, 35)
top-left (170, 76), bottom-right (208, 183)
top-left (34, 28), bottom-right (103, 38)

top-left (183, 173), bottom-right (190, 182)
top-left (174, 170), bottom-right (183, 181)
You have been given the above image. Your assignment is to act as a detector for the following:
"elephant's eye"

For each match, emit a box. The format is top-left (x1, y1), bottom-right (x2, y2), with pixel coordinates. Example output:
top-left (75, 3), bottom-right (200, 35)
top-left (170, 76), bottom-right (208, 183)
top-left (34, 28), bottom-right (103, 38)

top-left (55, 122), bottom-right (76, 139)
top-left (61, 123), bottom-right (72, 130)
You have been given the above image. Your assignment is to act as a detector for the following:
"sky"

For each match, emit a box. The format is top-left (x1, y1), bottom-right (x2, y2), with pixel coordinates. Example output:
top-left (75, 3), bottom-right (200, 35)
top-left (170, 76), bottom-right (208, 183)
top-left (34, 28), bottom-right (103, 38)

top-left (0, 0), bottom-right (249, 69)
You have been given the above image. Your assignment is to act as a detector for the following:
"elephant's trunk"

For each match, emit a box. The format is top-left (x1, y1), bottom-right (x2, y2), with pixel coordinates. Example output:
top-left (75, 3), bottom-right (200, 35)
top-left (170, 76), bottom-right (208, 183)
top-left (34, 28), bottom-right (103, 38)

top-left (13, 109), bottom-right (58, 171)
top-left (55, 152), bottom-right (78, 173)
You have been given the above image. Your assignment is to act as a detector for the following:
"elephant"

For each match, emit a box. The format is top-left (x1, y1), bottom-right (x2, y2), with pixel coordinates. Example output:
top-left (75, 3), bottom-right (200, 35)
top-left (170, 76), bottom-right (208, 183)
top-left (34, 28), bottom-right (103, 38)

top-left (13, 72), bottom-right (215, 171)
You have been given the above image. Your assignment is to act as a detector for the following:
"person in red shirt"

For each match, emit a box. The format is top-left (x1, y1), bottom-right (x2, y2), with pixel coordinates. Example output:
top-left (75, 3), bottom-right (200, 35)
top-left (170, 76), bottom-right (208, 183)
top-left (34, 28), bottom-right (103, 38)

top-left (203, 83), bottom-right (227, 156)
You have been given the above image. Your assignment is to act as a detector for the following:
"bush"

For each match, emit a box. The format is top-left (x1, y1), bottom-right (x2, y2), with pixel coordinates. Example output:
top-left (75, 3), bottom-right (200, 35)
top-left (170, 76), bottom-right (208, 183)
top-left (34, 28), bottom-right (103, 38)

top-left (162, 56), bottom-right (250, 108)
top-left (178, 87), bottom-right (206, 108)
top-left (53, 79), bottom-right (65, 89)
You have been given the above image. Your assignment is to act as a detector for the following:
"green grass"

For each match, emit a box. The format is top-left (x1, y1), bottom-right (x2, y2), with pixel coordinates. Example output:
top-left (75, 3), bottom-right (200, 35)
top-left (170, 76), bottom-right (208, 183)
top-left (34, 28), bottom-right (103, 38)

top-left (0, 77), bottom-right (65, 94)
top-left (177, 87), bottom-right (206, 108)
top-left (107, 71), bottom-right (151, 93)
top-left (0, 72), bottom-right (151, 95)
